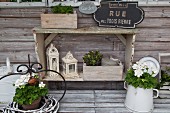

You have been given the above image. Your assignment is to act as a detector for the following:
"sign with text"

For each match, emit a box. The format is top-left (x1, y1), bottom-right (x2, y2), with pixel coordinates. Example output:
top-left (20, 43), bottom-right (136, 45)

top-left (94, 2), bottom-right (144, 28)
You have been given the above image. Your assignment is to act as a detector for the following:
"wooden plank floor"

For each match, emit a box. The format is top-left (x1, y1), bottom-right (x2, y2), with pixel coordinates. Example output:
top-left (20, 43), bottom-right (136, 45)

top-left (48, 90), bottom-right (170, 113)
top-left (1, 90), bottom-right (170, 113)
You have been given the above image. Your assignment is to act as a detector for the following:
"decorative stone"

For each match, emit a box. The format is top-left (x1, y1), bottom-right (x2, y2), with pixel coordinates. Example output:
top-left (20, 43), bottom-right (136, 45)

top-left (79, 2), bottom-right (97, 14)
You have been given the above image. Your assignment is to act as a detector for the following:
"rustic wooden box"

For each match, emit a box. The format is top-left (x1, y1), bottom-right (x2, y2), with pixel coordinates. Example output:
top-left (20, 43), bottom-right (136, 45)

top-left (41, 13), bottom-right (77, 29)
top-left (83, 64), bottom-right (123, 81)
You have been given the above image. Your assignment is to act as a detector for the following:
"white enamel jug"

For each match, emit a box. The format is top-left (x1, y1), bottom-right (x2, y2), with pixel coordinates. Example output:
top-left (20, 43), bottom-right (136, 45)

top-left (124, 82), bottom-right (159, 113)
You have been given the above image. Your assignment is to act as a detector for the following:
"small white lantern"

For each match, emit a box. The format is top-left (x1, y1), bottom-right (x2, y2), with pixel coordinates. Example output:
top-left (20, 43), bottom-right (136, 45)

top-left (62, 51), bottom-right (79, 78)
top-left (46, 43), bottom-right (59, 76)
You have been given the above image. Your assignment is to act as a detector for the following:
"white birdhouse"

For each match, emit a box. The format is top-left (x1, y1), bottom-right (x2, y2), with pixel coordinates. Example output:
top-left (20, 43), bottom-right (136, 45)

top-left (46, 43), bottom-right (59, 76)
top-left (62, 51), bottom-right (79, 78)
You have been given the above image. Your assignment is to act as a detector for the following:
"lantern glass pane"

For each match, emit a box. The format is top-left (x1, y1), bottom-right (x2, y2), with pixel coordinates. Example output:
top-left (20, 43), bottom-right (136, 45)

top-left (52, 58), bottom-right (58, 71)
top-left (69, 64), bottom-right (75, 73)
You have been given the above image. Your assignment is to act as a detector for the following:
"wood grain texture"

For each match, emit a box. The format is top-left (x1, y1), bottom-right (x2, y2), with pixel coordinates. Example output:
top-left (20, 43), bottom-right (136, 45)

top-left (83, 65), bottom-right (123, 81)
top-left (0, 18), bottom-right (40, 28)
top-left (0, 8), bottom-right (46, 18)
top-left (41, 14), bottom-right (77, 29)
top-left (0, 6), bottom-right (170, 82)
top-left (0, 90), bottom-right (165, 112)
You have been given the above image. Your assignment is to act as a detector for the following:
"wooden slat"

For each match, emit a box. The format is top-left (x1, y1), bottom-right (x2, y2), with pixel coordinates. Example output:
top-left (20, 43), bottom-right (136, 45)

top-left (115, 34), bottom-right (126, 45)
top-left (60, 103), bottom-right (95, 108)
top-left (137, 18), bottom-right (170, 28)
top-left (94, 90), bottom-right (126, 94)
top-left (136, 28), bottom-right (170, 41)
top-left (49, 90), bottom-right (94, 94)
top-left (0, 18), bottom-right (40, 28)
top-left (142, 7), bottom-right (170, 18)
top-left (0, 42), bottom-right (35, 52)
top-left (45, 33), bottom-right (58, 47)
top-left (95, 108), bottom-right (131, 113)
top-left (95, 103), bottom-right (125, 108)
top-left (0, 8), bottom-right (45, 18)
top-left (58, 107), bottom-right (95, 113)
top-left (41, 14), bottom-right (77, 29)
top-left (34, 33), bottom-right (46, 69)
top-left (95, 93), bottom-right (126, 99)
top-left (33, 27), bottom-right (137, 34)
top-left (0, 28), bottom-right (34, 42)
top-left (135, 42), bottom-right (170, 51)
top-left (48, 81), bottom-right (123, 90)
top-left (0, 52), bottom-right (36, 64)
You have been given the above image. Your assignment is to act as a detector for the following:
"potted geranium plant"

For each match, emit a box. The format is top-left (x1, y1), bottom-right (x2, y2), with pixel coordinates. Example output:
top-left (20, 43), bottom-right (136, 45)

top-left (13, 73), bottom-right (48, 110)
top-left (41, 3), bottom-right (77, 29)
top-left (124, 62), bottom-right (159, 113)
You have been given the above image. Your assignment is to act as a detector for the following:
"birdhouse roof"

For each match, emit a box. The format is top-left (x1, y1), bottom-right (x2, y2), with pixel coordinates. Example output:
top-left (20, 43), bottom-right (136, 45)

top-left (46, 43), bottom-right (59, 55)
top-left (62, 51), bottom-right (77, 63)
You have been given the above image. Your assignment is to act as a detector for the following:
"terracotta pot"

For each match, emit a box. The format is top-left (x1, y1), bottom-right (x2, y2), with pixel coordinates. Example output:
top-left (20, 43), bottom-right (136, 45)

top-left (22, 97), bottom-right (41, 110)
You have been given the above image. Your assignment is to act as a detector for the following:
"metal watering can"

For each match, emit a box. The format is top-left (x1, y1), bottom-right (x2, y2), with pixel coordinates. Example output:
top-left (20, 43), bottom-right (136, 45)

top-left (124, 82), bottom-right (159, 113)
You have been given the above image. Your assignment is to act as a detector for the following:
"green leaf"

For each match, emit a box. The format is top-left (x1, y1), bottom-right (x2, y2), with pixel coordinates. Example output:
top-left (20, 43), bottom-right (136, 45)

top-left (125, 68), bottom-right (158, 89)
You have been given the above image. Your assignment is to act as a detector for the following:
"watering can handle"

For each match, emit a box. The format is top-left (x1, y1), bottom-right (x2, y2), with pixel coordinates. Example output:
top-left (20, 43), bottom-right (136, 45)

top-left (124, 81), bottom-right (128, 90)
top-left (153, 89), bottom-right (159, 98)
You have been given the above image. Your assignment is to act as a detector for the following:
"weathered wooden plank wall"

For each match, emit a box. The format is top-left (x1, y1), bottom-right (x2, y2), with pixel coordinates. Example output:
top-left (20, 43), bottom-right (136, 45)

top-left (0, 6), bottom-right (170, 67)
top-left (0, 8), bottom-right (44, 64)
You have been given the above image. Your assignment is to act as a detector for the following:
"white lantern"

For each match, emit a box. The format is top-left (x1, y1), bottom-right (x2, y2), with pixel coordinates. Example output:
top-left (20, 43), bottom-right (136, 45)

top-left (62, 51), bottom-right (79, 78)
top-left (46, 43), bottom-right (59, 76)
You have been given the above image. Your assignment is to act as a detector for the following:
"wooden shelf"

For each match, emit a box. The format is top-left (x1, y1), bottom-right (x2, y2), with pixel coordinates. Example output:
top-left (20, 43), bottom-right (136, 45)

top-left (43, 76), bottom-right (84, 81)
top-left (43, 73), bottom-right (125, 81)
top-left (33, 27), bottom-right (137, 34)
top-left (33, 27), bottom-right (137, 81)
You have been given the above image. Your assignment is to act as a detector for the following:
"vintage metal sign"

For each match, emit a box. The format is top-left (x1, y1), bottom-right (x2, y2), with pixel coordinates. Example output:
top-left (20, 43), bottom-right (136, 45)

top-left (79, 2), bottom-right (97, 14)
top-left (94, 2), bottom-right (144, 28)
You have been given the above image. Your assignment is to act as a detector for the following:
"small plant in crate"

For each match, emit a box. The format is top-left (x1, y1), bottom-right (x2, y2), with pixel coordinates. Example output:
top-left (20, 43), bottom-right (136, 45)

top-left (83, 50), bottom-right (103, 66)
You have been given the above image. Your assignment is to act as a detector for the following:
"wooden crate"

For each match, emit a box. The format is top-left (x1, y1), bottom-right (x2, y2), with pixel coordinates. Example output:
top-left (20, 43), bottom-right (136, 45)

top-left (41, 13), bottom-right (77, 29)
top-left (83, 64), bottom-right (123, 81)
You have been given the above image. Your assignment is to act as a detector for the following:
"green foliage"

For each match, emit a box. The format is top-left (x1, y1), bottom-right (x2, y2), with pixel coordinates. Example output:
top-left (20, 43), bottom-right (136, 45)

top-left (83, 50), bottom-right (103, 66)
top-left (13, 84), bottom-right (48, 105)
top-left (51, 4), bottom-right (73, 14)
top-left (125, 68), bottom-right (158, 89)
top-left (156, 67), bottom-right (170, 89)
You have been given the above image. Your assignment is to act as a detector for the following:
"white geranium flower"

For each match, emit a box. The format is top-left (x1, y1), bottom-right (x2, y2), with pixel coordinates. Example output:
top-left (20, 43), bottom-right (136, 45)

top-left (147, 67), bottom-right (154, 75)
top-left (24, 77), bottom-right (30, 83)
top-left (132, 64), bottom-right (139, 70)
top-left (19, 74), bottom-right (30, 83)
top-left (15, 79), bottom-right (26, 88)
top-left (20, 75), bottom-right (27, 80)
top-left (32, 73), bottom-right (35, 77)
top-left (134, 69), bottom-right (143, 77)
top-left (140, 62), bottom-right (148, 70)
top-left (39, 82), bottom-right (46, 88)
top-left (151, 68), bottom-right (158, 77)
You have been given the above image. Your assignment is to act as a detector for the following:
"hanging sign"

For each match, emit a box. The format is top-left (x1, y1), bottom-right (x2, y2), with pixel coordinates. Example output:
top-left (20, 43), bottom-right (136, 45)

top-left (94, 2), bottom-right (144, 28)
top-left (79, 2), bottom-right (97, 14)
